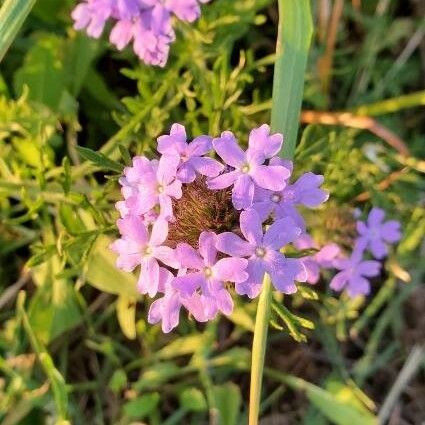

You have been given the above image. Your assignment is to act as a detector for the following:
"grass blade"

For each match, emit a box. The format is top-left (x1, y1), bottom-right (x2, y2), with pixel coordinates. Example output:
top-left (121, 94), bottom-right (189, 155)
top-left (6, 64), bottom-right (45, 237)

top-left (0, 0), bottom-right (37, 63)
top-left (271, 0), bottom-right (313, 158)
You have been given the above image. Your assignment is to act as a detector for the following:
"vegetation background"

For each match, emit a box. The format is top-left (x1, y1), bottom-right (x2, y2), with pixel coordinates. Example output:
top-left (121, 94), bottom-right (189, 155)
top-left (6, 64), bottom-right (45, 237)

top-left (0, 0), bottom-right (424, 424)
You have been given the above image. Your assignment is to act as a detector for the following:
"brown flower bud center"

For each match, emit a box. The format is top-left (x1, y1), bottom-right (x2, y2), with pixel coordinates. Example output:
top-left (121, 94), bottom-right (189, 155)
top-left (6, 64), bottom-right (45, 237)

top-left (166, 177), bottom-right (239, 248)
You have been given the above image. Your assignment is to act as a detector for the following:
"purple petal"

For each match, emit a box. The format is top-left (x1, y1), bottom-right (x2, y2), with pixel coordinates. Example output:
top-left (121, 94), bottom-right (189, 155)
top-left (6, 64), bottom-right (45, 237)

top-left (330, 270), bottom-right (349, 291)
top-left (232, 174), bottom-right (255, 210)
top-left (370, 239), bottom-right (387, 259)
top-left (199, 231), bottom-right (217, 267)
top-left (176, 243), bottom-right (204, 270)
top-left (138, 257), bottom-right (160, 297)
top-left (264, 217), bottom-right (301, 249)
top-left (157, 123), bottom-right (187, 154)
top-left (159, 194), bottom-right (173, 219)
top-left (117, 215), bottom-right (149, 244)
top-left (235, 258), bottom-right (265, 298)
top-left (251, 201), bottom-right (274, 222)
top-left (110, 239), bottom-right (141, 272)
top-left (251, 165), bottom-right (289, 191)
top-left (153, 246), bottom-right (179, 269)
top-left (187, 135), bottom-right (212, 156)
top-left (294, 173), bottom-right (329, 207)
top-left (213, 286), bottom-right (234, 315)
top-left (358, 260), bottom-right (381, 277)
top-left (177, 163), bottom-right (196, 183)
top-left (367, 207), bottom-right (385, 227)
top-left (165, 179), bottom-right (182, 198)
top-left (149, 218), bottom-right (169, 246)
top-left (381, 220), bottom-right (401, 243)
top-left (356, 221), bottom-right (368, 236)
top-left (315, 243), bottom-right (341, 267)
top-left (240, 208), bottom-right (263, 246)
top-left (109, 20), bottom-right (133, 50)
top-left (157, 154), bottom-right (180, 185)
top-left (213, 257), bottom-right (248, 283)
top-left (270, 258), bottom-right (305, 294)
top-left (248, 124), bottom-right (283, 158)
top-left (347, 276), bottom-right (370, 297)
top-left (212, 131), bottom-right (245, 168)
top-left (172, 272), bottom-right (205, 296)
top-left (216, 232), bottom-right (254, 257)
top-left (190, 156), bottom-right (224, 178)
top-left (302, 258), bottom-right (320, 284)
top-left (207, 170), bottom-right (239, 190)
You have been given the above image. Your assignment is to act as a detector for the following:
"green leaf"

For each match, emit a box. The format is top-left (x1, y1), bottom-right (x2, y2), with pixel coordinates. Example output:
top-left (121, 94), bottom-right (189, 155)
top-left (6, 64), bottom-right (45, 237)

top-left (271, 0), bottom-right (313, 158)
top-left (116, 295), bottom-right (137, 340)
top-left (0, 0), bottom-right (36, 63)
top-left (212, 383), bottom-right (241, 425)
top-left (109, 369), bottom-right (128, 393)
top-left (14, 34), bottom-right (68, 110)
top-left (85, 235), bottom-right (139, 298)
top-left (179, 388), bottom-right (207, 412)
top-left (28, 252), bottom-right (82, 344)
top-left (123, 393), bottom-right (160, 419)
top-left (17, 293), bottom-right (69, 421)
top-left (266, 371), bottom-right (378, 425)
top-left (76, 146), bottom-right (124, 173)
top-left (272, 301), bottom-right (314, 342)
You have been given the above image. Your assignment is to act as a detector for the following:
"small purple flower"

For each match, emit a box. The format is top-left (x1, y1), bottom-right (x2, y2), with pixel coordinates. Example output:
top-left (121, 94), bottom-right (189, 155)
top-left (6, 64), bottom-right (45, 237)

top-left (157, 123), bottom-right (223, 183)
top-left (121, 155), bottom-right (182, 219)
top-left (294, 234), bottom-right (341, 284)
top-left (173, 232), bottom-right (248, 318)
top-left (207, 128), bottom-right (291, 209)
top-left (356, 207), bottom-right (401, 259)
top-left (216, 209), bottom-right (306, 298)
top-left (110, 215), bottom-right (179, 297)
top-left (330, 244), bottom-right (381, 297)
top-left (253, 163), bottom-right (328, 229)
top-left (72, 0), bottom-right (209, 66)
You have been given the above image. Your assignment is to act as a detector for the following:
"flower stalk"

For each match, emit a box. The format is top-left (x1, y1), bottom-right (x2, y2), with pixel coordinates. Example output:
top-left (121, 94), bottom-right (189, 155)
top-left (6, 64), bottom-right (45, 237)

top-left (248, 1), bottom-right (313, 424)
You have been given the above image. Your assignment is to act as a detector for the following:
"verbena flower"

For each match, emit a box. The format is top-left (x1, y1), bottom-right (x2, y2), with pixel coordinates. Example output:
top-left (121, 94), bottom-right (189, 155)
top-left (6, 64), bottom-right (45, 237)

top-left (111, 123), bottom-right (328, 332)
top-left (356, 207), bottom-right (401, 259)
top-left (294, 233), bottom-right (341, 284)
top-left (330, 243), bottom-right (381, 297)
top-left (72, 0), bottom-right (209, 66)
top-left (207, 126), bottom-right (291, 209)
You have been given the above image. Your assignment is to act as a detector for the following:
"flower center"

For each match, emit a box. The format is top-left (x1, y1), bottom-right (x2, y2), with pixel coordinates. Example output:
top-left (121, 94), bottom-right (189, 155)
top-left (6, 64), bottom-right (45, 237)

top-left (166, 177), bottom-right (240, 248)
top-left (255, 247), bottom-right (266, 258)
top-left (204, 267), bottom-right (212, 277)
top-left (144, 246), bottom-right (152, 255)
top-left (241, 164), bottom-right (250, 174)
top-left (271, 193), bottom-right (281, 203)
top-left (157, 184), bottom-right (164, 193)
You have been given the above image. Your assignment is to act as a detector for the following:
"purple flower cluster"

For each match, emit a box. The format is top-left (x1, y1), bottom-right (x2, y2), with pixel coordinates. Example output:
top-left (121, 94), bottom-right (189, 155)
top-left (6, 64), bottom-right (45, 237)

top-left (72, 0), bottom-right (209, 66)
top-left (111, 123), bottom-right (328, 332)
top-left (330, 207), bottom-right (401, 297)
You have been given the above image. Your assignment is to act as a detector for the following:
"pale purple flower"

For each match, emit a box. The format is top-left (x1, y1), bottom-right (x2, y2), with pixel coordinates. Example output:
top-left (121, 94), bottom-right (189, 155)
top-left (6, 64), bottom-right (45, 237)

top-left (72, 0), bottom-right (209, 66)
top-left (216, 209), bottom-right (306, 298)
top-left (111, 124), bottom-right (330, 332)
top-left (207, 127), bottom-right (291, 209)
top-left (165, 0), bottom-right (209, 22)
top-left (294, 234), bottom-right (341, 284)
top-left (173, 232), bottom-right (249, 318)
top-left (253, 162), bottom-right (328, 229)
top-left (330, 244), bottom-right (381, 297)
top-left (157, 123), bottom-right (223, 183)
top-left (356, 207), bottom-right (401, 259)
top-left (110, 215), bottom-right (179, 297)
top-left (121, 155), bottom-right (182, 219)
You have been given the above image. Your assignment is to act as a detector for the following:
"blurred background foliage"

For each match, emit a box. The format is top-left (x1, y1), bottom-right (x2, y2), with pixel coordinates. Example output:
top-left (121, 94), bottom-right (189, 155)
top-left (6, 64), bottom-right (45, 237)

top-left (0, 0), bottom-right (424, 424)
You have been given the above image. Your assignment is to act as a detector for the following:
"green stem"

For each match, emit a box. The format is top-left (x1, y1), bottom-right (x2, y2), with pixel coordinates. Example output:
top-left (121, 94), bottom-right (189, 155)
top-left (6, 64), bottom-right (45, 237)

top-left (248, 1), bottom-right (313, 424)
top-left (0, 0), bottom-right (37, 63)
top-left (248, 274), bottom-right (272, 425)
